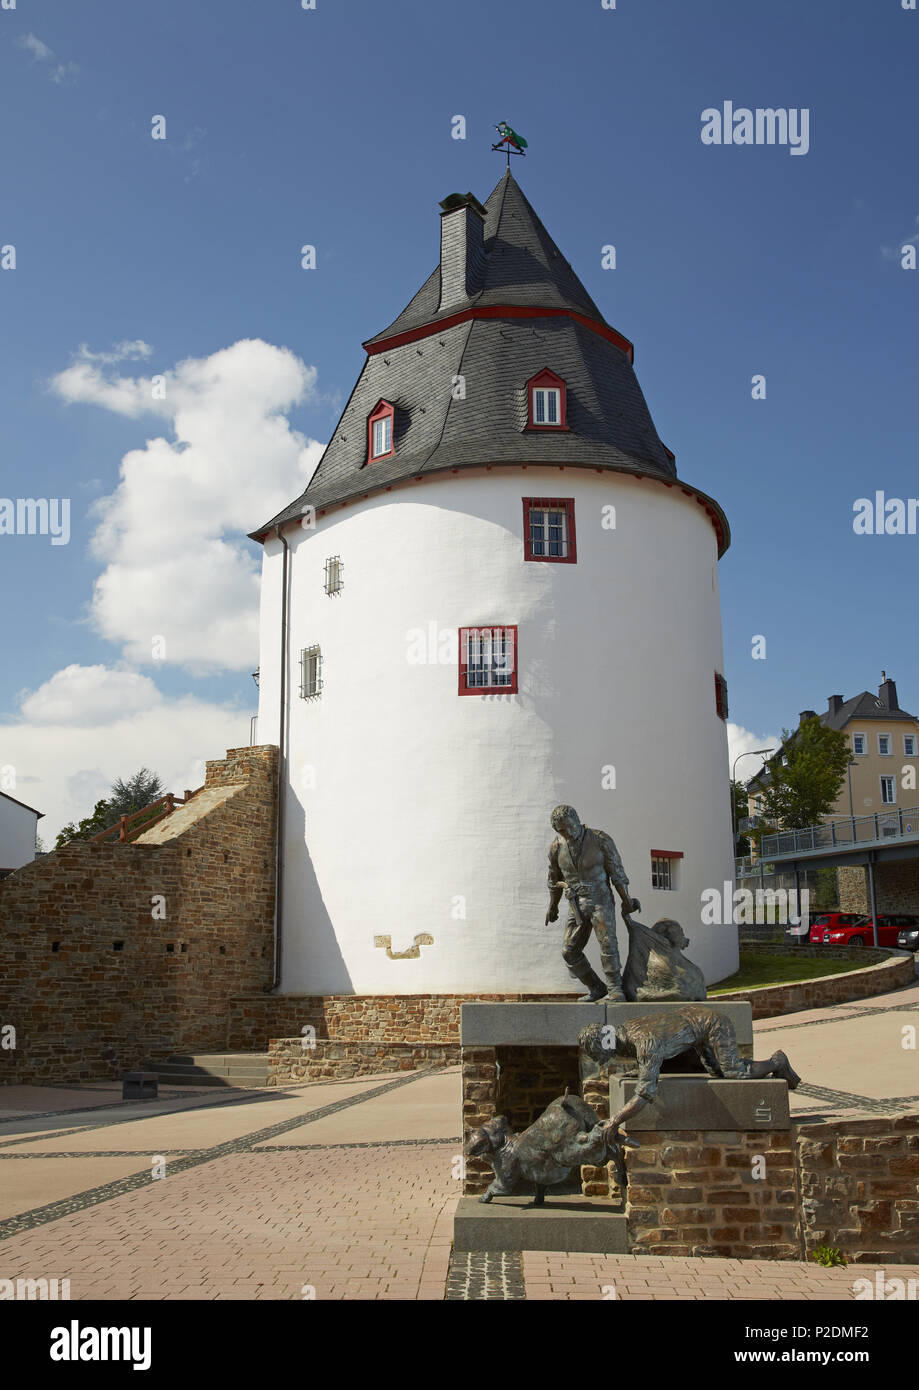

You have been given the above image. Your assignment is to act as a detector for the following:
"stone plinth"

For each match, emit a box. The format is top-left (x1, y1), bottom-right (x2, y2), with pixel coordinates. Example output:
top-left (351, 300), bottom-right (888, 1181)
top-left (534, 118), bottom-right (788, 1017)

top-left (454, 1195), bottom-right (628, 1254)
top-left (623, 1126), bottom-right (797, 1260)
top-left (460, 999), bottom-right (753, 1047)
top-left (460, 1001), bottom-right (756, 1200)
top-left (610, 1075), bottom-right (791, 1130)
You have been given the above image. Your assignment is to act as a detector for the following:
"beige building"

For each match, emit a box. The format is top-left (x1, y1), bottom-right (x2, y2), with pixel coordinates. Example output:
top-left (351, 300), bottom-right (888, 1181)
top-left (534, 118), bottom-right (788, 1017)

top-left (747, 675), bottom-right (919, 830)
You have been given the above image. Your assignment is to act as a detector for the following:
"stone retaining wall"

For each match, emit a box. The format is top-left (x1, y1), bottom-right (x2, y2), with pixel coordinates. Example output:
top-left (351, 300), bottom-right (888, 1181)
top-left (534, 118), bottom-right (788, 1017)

top-left (715, 947), bottom-right (914, 1019)
top-left (267, 1039), bottom-right (459, 1083)
top-left (797, 1113), bottom-right (919, 1263)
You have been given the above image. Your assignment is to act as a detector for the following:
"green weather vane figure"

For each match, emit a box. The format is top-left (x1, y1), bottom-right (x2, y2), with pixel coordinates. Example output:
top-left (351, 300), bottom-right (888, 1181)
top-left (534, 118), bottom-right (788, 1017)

top-left (492, 121), bottom-right (527, 166)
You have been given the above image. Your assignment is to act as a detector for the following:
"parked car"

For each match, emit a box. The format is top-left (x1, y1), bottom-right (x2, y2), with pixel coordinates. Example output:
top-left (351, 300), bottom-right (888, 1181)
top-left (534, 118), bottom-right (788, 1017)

top-left (804, 912), bottom-right (865, 944)
top-left (822, 913), bottom-right (919, 948)
top-left (897, 922), bottom-right (919, 951)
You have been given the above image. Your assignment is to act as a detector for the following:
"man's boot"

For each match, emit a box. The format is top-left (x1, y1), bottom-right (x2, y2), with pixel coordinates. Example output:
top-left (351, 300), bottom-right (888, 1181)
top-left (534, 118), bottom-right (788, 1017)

top-left (571, 960), bottom-right (607, 1003)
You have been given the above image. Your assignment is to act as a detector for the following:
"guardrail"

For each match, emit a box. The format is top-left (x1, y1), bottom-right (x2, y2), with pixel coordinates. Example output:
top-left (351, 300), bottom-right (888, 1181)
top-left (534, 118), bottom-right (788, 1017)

top-left (760, 804), bottom-right (919, 859)
top-left (86, 787), bottom-right (202, 844)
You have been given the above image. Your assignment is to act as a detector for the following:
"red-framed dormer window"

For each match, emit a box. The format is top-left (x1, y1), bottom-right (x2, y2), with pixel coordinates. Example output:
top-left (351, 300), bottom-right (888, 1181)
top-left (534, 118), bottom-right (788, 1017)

top-left (367, 400), bottom-right (395, 462)
top-left (523, 497), bottom-right (577, 563)
top-left (526, 369), bottom-right (568, 430)
top-left (458, 626), bottom-right (518, 695)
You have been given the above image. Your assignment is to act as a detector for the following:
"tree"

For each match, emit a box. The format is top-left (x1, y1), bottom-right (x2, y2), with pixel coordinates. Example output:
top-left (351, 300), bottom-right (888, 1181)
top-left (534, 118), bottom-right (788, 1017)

top-left (754, 718), bottom-right (851, 833)
top-left (108, 769), bottom-right (164, 819)
top-left (55, 769), bottom-right (166, 848)
top-left (730, 780), bottom-right (751, 855)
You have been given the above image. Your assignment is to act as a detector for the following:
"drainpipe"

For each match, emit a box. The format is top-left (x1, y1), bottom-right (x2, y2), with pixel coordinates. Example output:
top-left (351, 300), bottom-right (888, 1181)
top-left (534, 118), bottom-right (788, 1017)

top-left (268, 525), bottom-right (290, 992)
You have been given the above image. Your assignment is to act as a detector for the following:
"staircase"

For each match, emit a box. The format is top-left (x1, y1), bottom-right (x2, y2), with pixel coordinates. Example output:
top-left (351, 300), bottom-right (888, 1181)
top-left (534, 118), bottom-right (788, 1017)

top-left (146, 1053), bottom-right (271, 1088)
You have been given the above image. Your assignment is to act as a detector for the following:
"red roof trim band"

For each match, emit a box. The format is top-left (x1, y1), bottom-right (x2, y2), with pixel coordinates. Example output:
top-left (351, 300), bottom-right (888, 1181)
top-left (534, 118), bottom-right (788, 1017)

top-left (364, 305), bottom-right (635, 363)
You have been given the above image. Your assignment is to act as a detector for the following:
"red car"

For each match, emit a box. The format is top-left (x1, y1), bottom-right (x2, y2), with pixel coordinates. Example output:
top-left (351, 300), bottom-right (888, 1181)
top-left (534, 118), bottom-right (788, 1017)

top-left (806, 912), bottom-right (865, 943)
top-left (821, 913), bottom-right (919, 948)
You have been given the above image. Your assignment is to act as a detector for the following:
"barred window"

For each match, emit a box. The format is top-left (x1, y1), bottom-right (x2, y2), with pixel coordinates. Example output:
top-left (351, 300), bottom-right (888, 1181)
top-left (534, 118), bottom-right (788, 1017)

top-left (458, 626), bottom-right (518, 695)
top-left (324, 556), bottom-right (343, 596)
top-left (300, 645), bottom-right (322, 699)
top-left (651, 851), bottom-right (681, 890)
top-left (523, 497), bottom-right (576, 563)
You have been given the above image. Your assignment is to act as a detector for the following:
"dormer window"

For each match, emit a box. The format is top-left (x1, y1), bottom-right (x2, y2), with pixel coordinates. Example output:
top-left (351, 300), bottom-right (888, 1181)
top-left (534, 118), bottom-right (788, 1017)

top-left (526, 369), bottom-right (567, 430)
top-left (367, 400), bottom-right (395, 462)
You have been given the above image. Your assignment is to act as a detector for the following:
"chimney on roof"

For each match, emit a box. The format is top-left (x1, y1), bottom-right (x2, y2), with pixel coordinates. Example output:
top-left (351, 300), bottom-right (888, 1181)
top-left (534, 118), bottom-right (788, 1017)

top-left (879, 675), bottom-right (899, 710)
top-left (828, 695), bottom-right (843, 716)
top-left (799, 710), bottom-right (817, 726)
top-left (438, 192), bottom-right (486, 313)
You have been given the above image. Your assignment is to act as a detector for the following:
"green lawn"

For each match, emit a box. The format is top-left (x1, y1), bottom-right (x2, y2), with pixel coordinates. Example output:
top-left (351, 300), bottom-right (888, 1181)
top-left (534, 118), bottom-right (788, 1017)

top-left (709, 951), bottom-right (873, 994)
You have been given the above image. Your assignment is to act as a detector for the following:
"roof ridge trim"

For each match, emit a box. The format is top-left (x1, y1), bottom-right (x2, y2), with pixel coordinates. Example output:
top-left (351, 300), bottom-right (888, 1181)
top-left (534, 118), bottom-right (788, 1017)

top-left (362, 304), bottom-right (635, 363)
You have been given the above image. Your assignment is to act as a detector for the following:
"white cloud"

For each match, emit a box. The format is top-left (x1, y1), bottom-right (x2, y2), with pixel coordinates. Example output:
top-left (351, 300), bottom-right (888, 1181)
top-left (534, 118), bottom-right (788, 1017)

top-left (19, 664), bottom-right (163, 726)
top-left (51, 337), bottom-right (323, 674)
top-left (16, 33), bottom-right (78, 82)
top-left (17, 33), bottom-right (53, 61)
top-left (75, 340), bottom-right (154, 366)
top-left (2, 671), bottom-right (249, 839)
top-left (727, 723), bottom-right (780, 784)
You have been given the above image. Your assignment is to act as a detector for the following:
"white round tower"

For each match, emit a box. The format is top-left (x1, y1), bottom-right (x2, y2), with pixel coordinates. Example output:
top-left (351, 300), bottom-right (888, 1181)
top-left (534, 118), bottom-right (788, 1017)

top-left (252, 172), bottom-right (737, 996)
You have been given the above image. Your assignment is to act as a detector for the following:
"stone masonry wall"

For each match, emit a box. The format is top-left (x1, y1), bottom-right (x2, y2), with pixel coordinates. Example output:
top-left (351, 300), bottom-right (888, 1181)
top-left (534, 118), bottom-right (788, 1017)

top-left (268, 1038), bottom-right (459, 1083)
top-left (838, 861), bottom-right (919, 915)
top-left (796, 1113), bottom-right (919, 1263)
top-left (0, 745), bottom-right (277, 1085)
top-left (624, 1129), bottom-right (798, 1259)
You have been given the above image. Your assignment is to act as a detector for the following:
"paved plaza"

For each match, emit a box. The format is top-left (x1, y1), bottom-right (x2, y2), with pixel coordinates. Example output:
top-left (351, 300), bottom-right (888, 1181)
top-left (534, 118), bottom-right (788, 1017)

top-left (1, 979), bottom-right (918, 1300)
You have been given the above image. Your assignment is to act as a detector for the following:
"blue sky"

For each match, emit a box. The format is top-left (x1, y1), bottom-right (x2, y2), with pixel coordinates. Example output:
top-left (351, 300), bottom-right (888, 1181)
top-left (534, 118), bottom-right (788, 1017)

top-left (2, 0), bottom-right (918, 834)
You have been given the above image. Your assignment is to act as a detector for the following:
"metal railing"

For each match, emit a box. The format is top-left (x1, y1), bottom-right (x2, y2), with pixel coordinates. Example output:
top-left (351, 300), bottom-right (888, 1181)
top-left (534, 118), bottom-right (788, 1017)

top-left (760, 804), bottom-right (919, 859)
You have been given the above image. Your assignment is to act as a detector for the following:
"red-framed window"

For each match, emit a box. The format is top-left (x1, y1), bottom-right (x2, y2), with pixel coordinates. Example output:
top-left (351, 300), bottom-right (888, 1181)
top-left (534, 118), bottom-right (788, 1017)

top-left (458, 626), bottom-right (518, 695)
top-left (525, 369), bottom-right (568, 430)
top-left (651, 850), bottom-right (682, 890)
top-left (715, 672), bottom-right (729, 721)
top-left (523, 497), bottom-right (577, 563)
top-left (367, 400), bottom-right (395, 462)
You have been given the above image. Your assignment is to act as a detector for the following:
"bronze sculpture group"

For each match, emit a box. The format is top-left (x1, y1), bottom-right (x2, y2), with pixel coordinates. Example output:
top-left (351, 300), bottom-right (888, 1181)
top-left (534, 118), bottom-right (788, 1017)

top-left (467, 805), bottom-right (802, 1207)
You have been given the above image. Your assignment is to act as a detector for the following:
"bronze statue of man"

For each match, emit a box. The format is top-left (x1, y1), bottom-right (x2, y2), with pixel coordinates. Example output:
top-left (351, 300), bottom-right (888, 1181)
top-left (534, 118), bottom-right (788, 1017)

top-left (578, 1008), bottom-right (802, 1139)
top-left (546, 804), bottom-right (640, 1003)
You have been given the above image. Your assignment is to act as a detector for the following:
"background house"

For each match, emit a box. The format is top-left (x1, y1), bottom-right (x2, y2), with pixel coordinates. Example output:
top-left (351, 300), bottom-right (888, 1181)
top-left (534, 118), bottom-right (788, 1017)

top-left (746, 675), bottom-right (919, 828)
top-left (0, 790), bottom-right (43, 879)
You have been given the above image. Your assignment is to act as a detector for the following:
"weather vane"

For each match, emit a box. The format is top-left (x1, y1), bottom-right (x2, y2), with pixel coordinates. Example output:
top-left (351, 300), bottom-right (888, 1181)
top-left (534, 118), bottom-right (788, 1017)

top-left (492, 121), bottom-right (527, 168)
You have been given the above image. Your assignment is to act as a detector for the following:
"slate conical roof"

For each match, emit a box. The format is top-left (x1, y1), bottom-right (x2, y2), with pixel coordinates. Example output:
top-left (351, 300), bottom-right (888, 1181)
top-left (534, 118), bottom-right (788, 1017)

top-left (252, 170), bottom-right (728, 553)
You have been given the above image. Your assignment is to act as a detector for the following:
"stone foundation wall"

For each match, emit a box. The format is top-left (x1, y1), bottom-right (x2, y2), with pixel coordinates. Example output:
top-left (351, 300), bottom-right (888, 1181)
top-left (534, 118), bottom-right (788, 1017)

top-left (0, 746), bottom-right (277, 1085)
top-left (797, 1113), bottom-right (919, 1263)
top-left (268, 1038), bottom-right (459, 1083)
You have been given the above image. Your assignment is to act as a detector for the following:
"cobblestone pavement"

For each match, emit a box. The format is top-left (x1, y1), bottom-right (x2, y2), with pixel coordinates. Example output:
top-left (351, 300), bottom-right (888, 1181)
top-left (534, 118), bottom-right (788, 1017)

top-left (0, 976), bottom-right (917, 1299)
top-left (520, 1252), bottom-right (919, 1300)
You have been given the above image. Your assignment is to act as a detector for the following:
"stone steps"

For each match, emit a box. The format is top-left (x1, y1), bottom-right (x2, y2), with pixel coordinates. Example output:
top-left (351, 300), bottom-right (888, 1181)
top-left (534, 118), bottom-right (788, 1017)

top-left (146, 1053), bottom-right (271, 1087)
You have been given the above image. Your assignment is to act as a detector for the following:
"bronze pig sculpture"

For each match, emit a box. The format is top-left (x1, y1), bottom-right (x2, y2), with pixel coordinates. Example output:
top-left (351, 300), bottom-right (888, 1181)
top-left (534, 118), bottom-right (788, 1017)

top-left (465, 1090), bottom-right (634, 1206)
